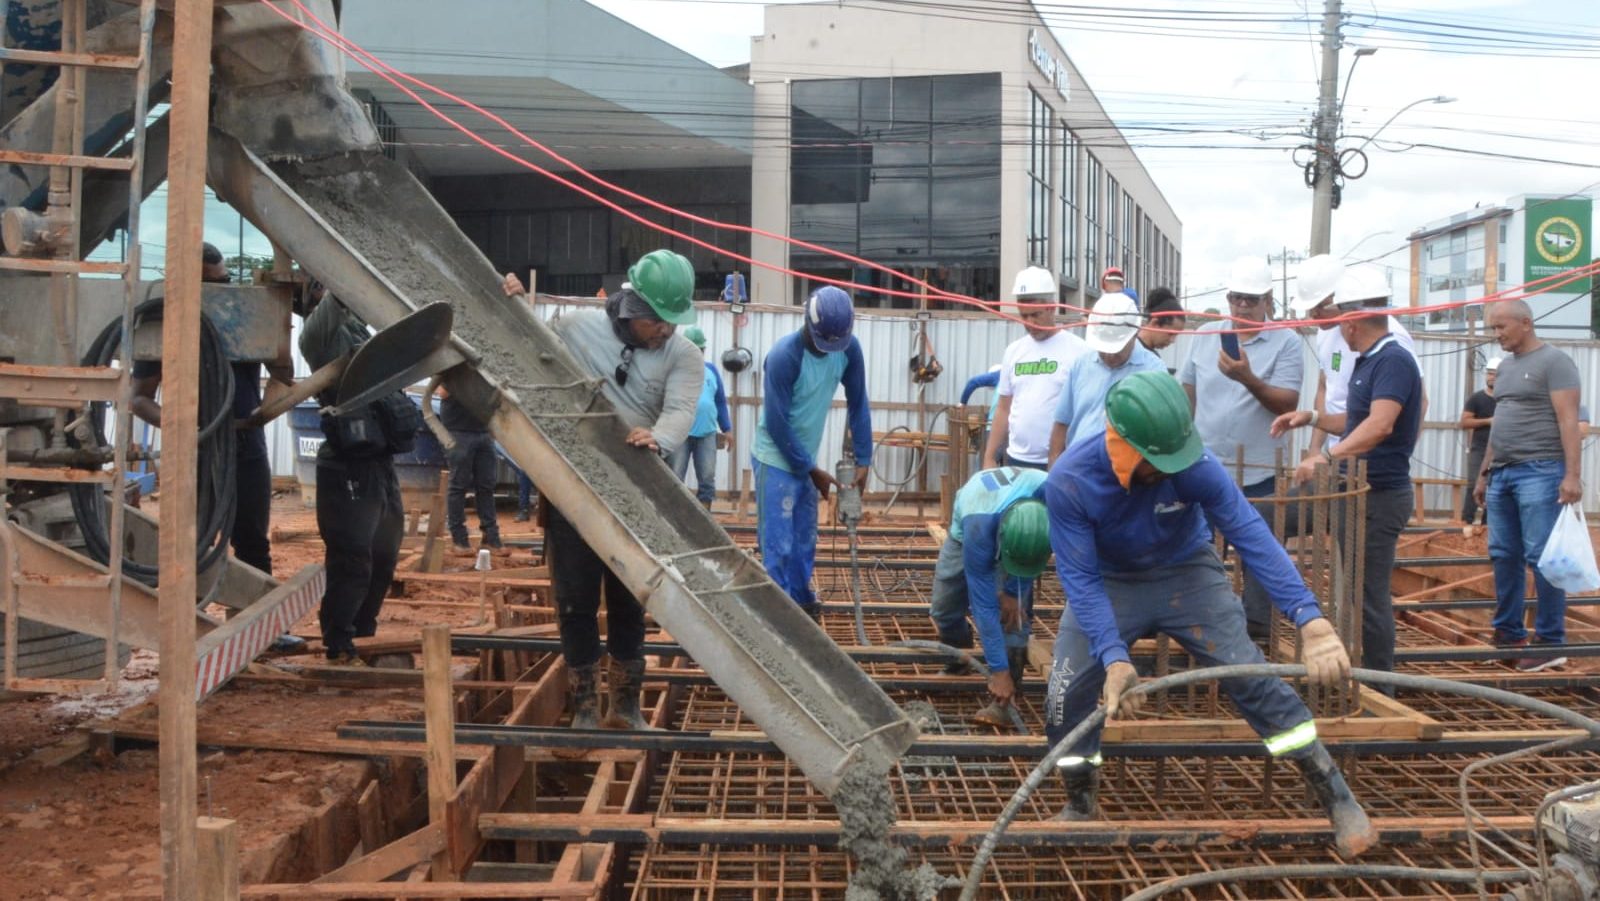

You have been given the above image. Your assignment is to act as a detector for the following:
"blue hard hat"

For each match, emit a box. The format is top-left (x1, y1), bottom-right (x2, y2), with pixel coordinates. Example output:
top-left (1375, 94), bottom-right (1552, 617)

top-left (805, 286), bottom-right (854, 353)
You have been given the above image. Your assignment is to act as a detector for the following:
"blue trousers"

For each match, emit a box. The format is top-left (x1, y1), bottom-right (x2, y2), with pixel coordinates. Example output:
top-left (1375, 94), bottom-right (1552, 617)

top-left (755, 459), bottom-right (819, 609)
top-left (669, 434), bottom-right (719, 505)
top-left (1044, 548), bottom-right (1317, 765)
top-left (1488, 459), bottom-right (1567, 644)
top-left (929, 535), bottom-right (1032, 658)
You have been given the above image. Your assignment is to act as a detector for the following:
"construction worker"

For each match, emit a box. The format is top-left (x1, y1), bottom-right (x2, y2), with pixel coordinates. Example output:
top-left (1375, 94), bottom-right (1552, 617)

top-left (930, 467), bottom-right (1052, 725)
top-left (1046, 291), bottom-right (1164, 465)
top-left (440, 389), bottom-right (507, 557)
top-left (1273, 265), bottom-right (1424, 676)
top-left (299, 286), bottom-right (413, 666)
top-left (1458, 357), bottom-right (1498, 527)
top-left (1138, 286), bottom-right (1185, 353)
top-left (752, 286), bottom-right (872, 620)
top-left (502, 249), bottom-right (702, 728)
top-left (669, 326), bottom-right (731, 508)
top-left (1043, 372), bottom-right (1374, 857)
top-left (1100, 266), bottom-right (1125, 295)
top-left (130, 243), bottom-right (304, 652)
top-left (984, 267), bottom-right (1088, 471)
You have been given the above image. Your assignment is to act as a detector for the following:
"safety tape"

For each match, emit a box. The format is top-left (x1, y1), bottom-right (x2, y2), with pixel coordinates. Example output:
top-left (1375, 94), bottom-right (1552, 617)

top-left (1263, 719), bottom-right (1319, 757)
top-left (1055, 753), bottom-right (1104, 769)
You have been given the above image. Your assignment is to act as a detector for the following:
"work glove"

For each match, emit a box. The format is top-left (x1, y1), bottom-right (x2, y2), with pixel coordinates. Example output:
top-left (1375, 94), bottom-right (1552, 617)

top-left (1101, 660), bottom-right (1141, 718)
top-left (1300, 617), bottom-right (1352, 689)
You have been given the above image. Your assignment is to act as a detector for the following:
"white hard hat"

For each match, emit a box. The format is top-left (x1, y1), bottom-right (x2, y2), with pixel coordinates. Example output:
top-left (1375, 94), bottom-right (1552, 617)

top-left (1228, 256), bottom-right (1274, 296)
top-left (1486, 357), bottom-right (1501, 372)
top-left (1012, 266), bottom-right (1058, 299)
top-left (1290, 254), bottom-right (1345, 315)
top-left (1084, 292), bottom-right (1142, 354)
top-left (1333, 263), bottom-right (1392, 308)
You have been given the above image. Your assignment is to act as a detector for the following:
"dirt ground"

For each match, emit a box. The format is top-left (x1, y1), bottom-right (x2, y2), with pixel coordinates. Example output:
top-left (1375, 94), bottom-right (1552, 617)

top-left (0, 488), bottom-right (522, 899)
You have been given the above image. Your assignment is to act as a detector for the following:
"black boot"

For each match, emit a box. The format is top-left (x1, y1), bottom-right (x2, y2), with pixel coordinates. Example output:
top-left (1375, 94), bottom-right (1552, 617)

top-left (939, 631), bottom-right (976, 675)
top-left (1295, 742), bottom-right (1377, 857)
top-left (1052, 766), bottom-right (1100, 821)
top-left (601, 657), bottom-right (661, 731)
top-left (1006, 647), bottom-right (1029, 696)
top-left (568, 663), bottom-right (601, 730)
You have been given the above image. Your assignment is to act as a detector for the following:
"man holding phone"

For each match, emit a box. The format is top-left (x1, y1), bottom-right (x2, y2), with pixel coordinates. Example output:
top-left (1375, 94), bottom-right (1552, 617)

top-left (1179, 256), bottom-right (1303, 501)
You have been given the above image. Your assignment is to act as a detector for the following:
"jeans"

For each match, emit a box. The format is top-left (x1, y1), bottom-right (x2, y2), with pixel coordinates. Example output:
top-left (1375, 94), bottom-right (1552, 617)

top-left (517, 469), bottom-right (536, 514)
top-left (546, 502), bottom-right (647, 667)
top-left (1044, 548), bottom-right (1317, 763)
top-left (1487, 460), bottom-right (1567, 644)
top-left (1246, 480), bottom-right (1411, 674)
top-left (1461, 446), bottom-right (1487, 524)
top-left (668, 434), bottom-right (718, 506)
top-left (446, 430), bottom-right (500, 546)
top-left (315, 456), bottom-right (403, 657)
top-left (754, 459), bottom-right (819, 609)
top-left (232, 452), bottom-right (273, 575)
top-left (929, 535), bottom-right (1033, 660)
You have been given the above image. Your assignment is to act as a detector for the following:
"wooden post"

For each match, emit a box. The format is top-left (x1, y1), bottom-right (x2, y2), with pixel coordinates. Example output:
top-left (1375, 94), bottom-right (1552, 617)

top-left (421, 625), bottom-right (458, 884)
top-left (159, 2), bottom-right (214, 897)
top-left (196, 817), bottom-right (239, 901)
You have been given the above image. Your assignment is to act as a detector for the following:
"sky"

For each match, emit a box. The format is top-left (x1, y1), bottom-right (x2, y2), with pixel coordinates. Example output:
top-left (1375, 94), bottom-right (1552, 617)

top-left (585, 0), bottom-right (1600, 304)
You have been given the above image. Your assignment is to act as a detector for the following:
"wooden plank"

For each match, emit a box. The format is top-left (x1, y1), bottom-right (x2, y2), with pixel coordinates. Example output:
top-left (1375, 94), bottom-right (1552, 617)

top-left (1102, 715), bottom-right (1426, 743)
top-left (158, 1), bottom-right (215, 895)
top-left (311, 825), bottom-right (445, 885)
top-left (421, 625), bottom-right (458, 885)
top-left (232, 883), bottom-right (599, 899)
top-left (0, 148), bottom-right (137, 170)
top-left (415, 471), bottom-right (448, 574)
top-left (196, 817), bottom-right (239, 901)
top-left (1358, 689), bottom-right (1446, 740)
top-left (356, 780), bottom-right (384, 854)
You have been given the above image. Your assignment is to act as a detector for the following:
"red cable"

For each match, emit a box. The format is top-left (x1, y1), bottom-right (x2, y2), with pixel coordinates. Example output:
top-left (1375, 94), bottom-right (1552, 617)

top-left (252, 0), bottom-right (1599, 338)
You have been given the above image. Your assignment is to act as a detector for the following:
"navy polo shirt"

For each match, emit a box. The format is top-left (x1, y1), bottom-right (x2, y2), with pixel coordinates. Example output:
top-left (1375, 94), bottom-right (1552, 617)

top-left (1344, 334), bottom-right (1422, 490)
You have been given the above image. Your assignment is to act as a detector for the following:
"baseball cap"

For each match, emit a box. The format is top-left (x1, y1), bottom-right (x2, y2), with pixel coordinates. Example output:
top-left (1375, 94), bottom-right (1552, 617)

top-left (1084, 292), bottom-right (1142, 354)
top-left (1102, 266), bottom-right (1125, 283)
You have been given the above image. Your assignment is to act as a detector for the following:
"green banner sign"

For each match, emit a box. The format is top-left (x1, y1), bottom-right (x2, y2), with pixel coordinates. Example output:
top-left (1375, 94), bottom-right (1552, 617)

top-left (1524, 197), bottom-right (1591, 294)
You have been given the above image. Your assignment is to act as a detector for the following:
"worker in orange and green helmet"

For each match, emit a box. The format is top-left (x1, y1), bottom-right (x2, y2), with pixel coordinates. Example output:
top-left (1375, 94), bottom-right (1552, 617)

top-left (930, 468), bottom-right (1051, 726)
top-left (1041, 371), bottom-right (1373, 859)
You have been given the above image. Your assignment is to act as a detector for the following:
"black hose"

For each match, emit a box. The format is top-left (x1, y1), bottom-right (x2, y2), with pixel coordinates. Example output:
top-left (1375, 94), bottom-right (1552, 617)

top-left (957, 665), bottom-right (1600, 901)
top-left (1120, 864), bottom-right (1531, 901)
top-left (69, 297), bottom-right (237, 584)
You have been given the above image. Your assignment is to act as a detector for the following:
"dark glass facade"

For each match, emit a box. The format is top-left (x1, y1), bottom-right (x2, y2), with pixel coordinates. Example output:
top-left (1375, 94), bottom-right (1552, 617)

top-left (791, 73), bottom-right (1001, 308)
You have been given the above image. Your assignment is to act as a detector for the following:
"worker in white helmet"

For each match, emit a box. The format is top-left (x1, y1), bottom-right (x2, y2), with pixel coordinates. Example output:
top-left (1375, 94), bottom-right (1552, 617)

top-left (983, 266), bottom-right (1089, 472)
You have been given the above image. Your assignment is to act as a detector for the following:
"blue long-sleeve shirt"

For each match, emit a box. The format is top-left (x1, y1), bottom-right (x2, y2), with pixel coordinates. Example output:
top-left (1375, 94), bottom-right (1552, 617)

top-left (1044, 438), bottom-right (1324, 668)
top-left (753, 332), bottom-right (872, 474)
top-left (950, 467), bottom-right (1048, 672)
top-left (690, 362), bottom-right (732, 438)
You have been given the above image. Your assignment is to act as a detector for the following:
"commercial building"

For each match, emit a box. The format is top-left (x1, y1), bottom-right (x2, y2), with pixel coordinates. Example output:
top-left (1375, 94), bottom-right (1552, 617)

top-left (749, 0), bottom-right (1181, 308)
top-left (1406, 194), bottom-right (1593, 337)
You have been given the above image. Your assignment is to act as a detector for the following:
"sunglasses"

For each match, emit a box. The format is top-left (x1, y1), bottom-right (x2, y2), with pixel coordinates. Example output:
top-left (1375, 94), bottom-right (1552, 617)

top-left (1226, 293), bottom-right (1269, 308)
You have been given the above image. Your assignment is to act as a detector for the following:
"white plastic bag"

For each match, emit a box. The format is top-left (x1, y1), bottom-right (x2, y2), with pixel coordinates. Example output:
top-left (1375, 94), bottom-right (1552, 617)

top-left (1537, 504), bottom-right (1600, 594)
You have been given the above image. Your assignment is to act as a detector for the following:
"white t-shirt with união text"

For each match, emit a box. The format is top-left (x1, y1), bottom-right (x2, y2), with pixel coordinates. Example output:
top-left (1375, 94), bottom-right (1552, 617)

top-left (997, 331), bottom-right (1090, 464)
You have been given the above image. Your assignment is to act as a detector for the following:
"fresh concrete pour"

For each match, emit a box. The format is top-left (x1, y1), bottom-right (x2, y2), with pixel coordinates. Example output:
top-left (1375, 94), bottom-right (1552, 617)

top-left (838, 761), bottom-right (954, 900)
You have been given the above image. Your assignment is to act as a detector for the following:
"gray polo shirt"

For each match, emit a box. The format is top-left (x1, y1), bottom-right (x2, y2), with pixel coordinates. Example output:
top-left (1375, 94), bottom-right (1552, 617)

top-left (1488, 342), bottom-right (1581, 468)
top-left (1178, 320), bottom-right (1304, 486)
top-left (549, 310), bottom-right (703, 455)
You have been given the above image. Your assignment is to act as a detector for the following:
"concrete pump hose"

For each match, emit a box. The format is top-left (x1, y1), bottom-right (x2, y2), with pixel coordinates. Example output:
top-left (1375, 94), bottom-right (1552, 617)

top-left (889, 640), bottom-right (988, 675)
top-left (957, 665), bottom-right (1600, 901)
top-left (1120, 864), bottom-right (1532, 901)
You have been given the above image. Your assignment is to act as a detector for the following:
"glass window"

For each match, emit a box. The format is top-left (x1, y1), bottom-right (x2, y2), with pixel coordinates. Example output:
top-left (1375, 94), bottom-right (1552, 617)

top-left (1027, 90), bottom-right (1054, 266)
top-left (1105, 174), bottom-right (1120, 280)
top-left (1084, 154), bottom-right (1102, 281)
top-left (1122, 192), bottom-right (1135, 275)
top-left (790, 74), bottom-right (1001, 306)
top-left (1060, 127), bottom-right (1079, 283)
top-left (1468, 225), bottom-right (1485, 250)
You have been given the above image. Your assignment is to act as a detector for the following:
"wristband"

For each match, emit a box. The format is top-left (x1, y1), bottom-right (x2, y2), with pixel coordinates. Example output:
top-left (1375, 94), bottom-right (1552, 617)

top-left (1308, 409), bottom-right (1320, 429)
top-left (1321, 446), bottom-right (1336, 465)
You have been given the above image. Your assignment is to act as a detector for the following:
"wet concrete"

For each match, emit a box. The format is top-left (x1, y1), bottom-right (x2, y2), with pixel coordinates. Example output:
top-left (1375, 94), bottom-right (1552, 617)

top-left (836, 763), bottom-right (954, 901)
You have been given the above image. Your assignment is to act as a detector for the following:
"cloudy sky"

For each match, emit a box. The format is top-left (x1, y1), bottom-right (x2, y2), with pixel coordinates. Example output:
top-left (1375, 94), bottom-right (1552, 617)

top-left (587, 0), bottom-right (1600, 303)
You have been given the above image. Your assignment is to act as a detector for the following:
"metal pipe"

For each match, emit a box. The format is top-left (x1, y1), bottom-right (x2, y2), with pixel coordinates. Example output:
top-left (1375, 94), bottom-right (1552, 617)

top-left (957, 665), bottom-right (1600, 901)
top-left (419, 375), bottom-right (455, 452)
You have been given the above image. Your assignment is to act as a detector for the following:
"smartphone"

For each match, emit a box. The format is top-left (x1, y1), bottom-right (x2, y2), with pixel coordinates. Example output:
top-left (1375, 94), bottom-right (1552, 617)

top-left (1220, 332), bottom-right (1242, 360)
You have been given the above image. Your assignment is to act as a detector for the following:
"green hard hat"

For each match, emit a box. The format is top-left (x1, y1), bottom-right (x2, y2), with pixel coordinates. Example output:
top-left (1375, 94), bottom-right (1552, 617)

top-left (1104, 371), bottom-right (1204, 474)
top-left (627, 249), bottom-right (697, 325)
top-left (999, 499), bottom-right (1051, 579)
top-left (683, 326), bottom-right (707, 349)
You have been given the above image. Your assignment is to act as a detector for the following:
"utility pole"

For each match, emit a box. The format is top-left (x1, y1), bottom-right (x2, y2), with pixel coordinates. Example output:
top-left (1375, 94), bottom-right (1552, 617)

top-left (1269, 248), bottom-right (1306, 319)
top-left (1308, 0), bottom-right (1343, 255)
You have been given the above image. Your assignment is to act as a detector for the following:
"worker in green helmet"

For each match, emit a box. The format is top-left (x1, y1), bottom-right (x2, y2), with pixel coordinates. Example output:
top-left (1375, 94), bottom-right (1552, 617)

top-left (930, 467), bottom-right (1051, 726)
top-left (1042, 371), bottom-right (1373, 858)
top-left (501, 249), bottom-right (701, 731)
top-left (669, 326), bottom-right (731, 507)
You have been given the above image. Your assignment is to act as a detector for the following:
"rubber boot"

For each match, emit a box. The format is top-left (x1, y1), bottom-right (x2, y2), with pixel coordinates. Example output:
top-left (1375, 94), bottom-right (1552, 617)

top-left (601, 657), bottom-right (661, 731)
top-left (1052, 765), bottom-right (1100, 821)
top-left (1295, 742), bottom-right (1377, 857)
top-left (939, 631), bottom-right (976, 676)
top-left (568, 663), bottom-right (601, 730)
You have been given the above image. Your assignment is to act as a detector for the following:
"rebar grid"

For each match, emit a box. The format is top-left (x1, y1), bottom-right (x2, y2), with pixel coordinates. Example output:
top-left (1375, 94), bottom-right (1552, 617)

top-left (628, 839), bottom-right (1510, 899)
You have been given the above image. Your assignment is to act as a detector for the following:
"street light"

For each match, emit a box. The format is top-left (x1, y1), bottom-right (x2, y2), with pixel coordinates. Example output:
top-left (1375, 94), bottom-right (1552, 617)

top-left (1338, 47), bottom-right (1378, 116)
top-left (1349, 96), bottom-right (1457, 154)
top-left (1341, 229), bottom-right (1394, 261)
